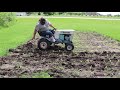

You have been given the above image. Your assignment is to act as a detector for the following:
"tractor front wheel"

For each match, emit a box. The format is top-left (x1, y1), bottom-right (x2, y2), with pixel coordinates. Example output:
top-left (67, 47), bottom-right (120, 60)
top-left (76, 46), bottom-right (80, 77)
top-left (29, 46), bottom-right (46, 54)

top-left (65, 43), bottom-right (74, 51)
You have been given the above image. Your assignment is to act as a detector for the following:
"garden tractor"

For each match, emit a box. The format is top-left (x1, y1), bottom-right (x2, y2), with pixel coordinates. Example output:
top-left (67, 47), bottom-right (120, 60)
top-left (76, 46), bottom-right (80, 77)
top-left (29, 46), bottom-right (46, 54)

top-left (37, 29), bottom-right (75, 51)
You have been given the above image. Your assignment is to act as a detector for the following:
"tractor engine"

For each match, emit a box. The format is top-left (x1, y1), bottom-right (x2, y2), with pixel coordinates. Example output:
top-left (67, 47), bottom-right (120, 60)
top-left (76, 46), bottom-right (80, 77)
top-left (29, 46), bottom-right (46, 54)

top-left (54, 29), bottom-right (74, 42)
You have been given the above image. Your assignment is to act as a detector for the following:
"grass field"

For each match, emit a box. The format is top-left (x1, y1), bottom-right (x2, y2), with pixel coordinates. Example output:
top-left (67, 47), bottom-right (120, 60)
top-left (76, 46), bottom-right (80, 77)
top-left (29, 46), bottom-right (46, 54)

top-left (0, 17), bottom-right (120, 56)
top-left (0, 18), bottom-right (37, 56)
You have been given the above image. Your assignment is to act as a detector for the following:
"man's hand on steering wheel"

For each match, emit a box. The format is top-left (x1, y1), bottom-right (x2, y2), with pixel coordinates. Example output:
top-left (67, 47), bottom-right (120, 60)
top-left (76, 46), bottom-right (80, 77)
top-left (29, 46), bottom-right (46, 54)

top-left (54, 28), bottom-right (57, 30)
top-left (53, 28), bottom-right (57, 31)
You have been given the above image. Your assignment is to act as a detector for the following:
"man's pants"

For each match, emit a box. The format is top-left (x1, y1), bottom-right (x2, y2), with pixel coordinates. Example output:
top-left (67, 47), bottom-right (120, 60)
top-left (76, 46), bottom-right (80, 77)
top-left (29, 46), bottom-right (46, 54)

top-left (39, 30), bottom-right (55, 38)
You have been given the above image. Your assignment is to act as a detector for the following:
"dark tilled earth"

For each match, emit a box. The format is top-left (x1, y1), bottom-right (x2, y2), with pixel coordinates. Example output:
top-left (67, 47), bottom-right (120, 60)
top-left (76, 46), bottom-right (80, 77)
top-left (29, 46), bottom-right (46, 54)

top-left (0, 31), bottom-right (120, 78)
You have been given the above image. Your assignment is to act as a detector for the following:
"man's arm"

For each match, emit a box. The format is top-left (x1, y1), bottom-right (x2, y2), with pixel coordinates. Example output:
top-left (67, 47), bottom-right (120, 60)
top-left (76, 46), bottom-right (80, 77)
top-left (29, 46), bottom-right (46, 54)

top-left (32, 24), bottom-right (39, 40)
top-left (49, 24), bottom-right (57, 30)
top-left (32, 29), bottom-right (37, 40)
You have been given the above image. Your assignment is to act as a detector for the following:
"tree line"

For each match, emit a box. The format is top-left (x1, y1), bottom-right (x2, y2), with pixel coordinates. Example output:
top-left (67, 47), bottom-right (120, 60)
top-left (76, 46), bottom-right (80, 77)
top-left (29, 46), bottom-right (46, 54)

top-left (26, 12), bottom-right (90, 16)
top-left (26, 12), bottom-right (120, 17)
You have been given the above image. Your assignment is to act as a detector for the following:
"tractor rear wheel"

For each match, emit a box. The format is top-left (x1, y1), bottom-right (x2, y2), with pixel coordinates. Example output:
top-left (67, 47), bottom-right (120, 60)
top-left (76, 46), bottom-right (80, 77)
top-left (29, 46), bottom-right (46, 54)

top-left (38, 38), bottom-right (51, 50)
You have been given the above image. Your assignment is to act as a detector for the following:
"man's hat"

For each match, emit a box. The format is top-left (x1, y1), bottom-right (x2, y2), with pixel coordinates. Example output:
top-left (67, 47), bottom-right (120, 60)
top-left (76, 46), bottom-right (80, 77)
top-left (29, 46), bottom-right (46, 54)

top-left (39, 17), bottom-right (44, 21)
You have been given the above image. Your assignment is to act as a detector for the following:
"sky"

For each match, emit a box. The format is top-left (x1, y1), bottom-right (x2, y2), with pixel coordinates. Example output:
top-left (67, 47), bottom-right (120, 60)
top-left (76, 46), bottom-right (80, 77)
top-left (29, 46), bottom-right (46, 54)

top-left (97, 12), bottom-right (120, 15)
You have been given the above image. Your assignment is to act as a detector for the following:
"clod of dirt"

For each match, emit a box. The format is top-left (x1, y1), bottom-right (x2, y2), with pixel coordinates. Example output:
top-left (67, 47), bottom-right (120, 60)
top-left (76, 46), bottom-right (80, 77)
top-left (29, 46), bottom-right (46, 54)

top-left (25, 42), bottom-right (33, 48)
top-left (0, 64), bottom-right (15, 70)
top-left (9, 53), bottom-right (20, 57)
top-left (9, 49), bottom-right (21, 53)
top-left (94, 72), bottom-right (106, 77)
top-left (79, 70), bottom-right (94, 77)
top-left (9, 49), bottom-right (15, 52)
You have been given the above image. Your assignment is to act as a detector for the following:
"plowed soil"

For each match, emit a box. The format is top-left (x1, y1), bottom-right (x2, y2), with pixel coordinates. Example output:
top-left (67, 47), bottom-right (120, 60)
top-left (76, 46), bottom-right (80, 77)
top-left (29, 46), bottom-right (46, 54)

top-left (1, 31), bottom-right (120, 78)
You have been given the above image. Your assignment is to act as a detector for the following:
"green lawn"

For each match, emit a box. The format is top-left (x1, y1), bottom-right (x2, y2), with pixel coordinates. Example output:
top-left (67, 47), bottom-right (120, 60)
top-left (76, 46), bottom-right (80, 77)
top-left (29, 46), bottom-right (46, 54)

top-left (0, 18), bottom-right (38, 56)
top-left (49, 18), bottom-right (120, 41)
top-left (0, 17), bottom-right (120, 56)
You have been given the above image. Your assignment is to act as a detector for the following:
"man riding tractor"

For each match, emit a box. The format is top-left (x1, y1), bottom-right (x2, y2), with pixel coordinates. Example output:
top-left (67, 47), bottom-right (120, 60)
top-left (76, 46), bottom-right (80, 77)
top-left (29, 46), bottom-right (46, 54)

top-left (32, 17), bottom-right (56, 42)
top-left (32, 17), bottom-right (74, 51)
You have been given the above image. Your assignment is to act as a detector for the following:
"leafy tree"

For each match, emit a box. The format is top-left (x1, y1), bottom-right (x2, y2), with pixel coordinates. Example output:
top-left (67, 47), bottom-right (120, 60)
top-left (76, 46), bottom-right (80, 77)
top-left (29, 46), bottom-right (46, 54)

top-left (26, 12), bottom-right (36, 16)
top-left (43, 12), bottom-right (55, 16)
top-left (58, 12), bottom-right (65, 14)
top-left (0, 12), bottom-right (16, 27)
top-left (38, 12), bottom-right (42, 15)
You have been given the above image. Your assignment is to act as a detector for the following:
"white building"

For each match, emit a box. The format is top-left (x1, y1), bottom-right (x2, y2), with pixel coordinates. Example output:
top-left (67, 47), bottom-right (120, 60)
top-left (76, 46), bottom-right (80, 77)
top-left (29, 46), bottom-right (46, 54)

top-left (16, 12), bottom-right (27, 16)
